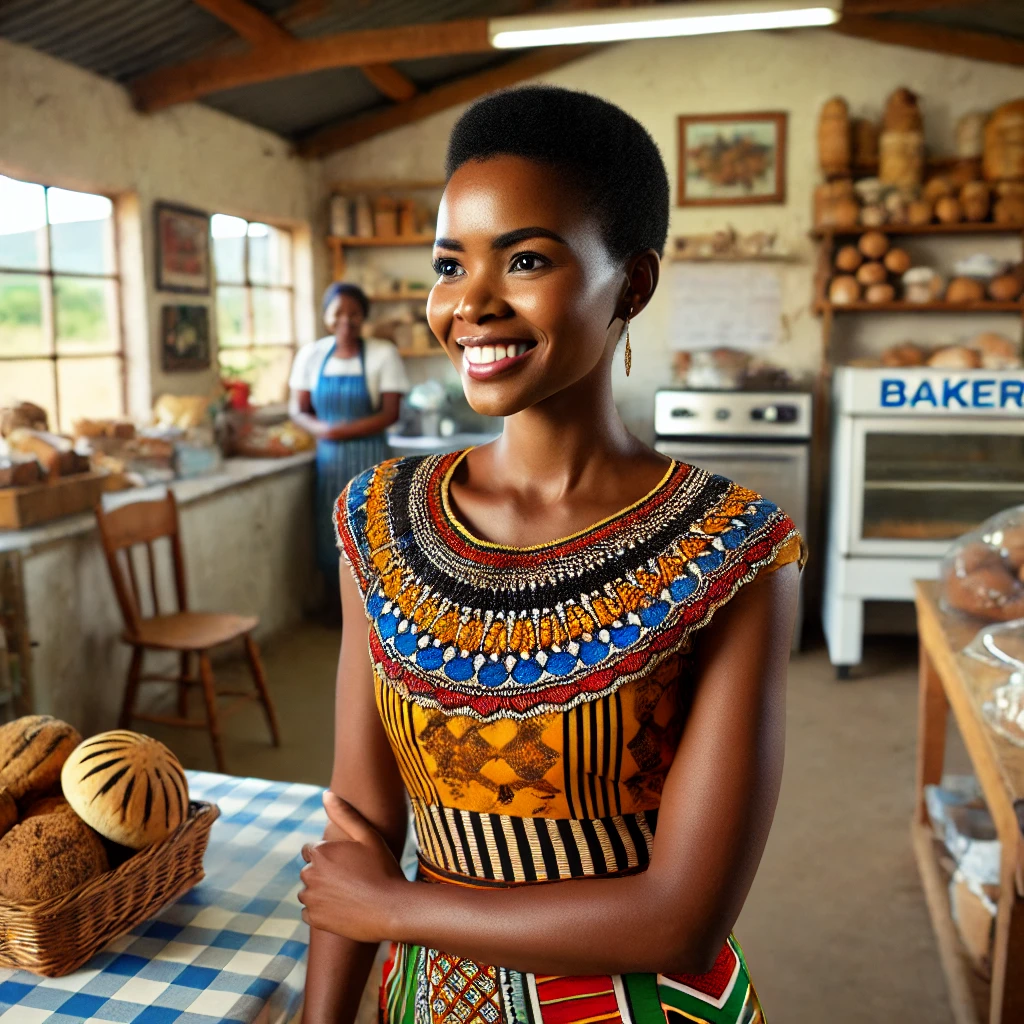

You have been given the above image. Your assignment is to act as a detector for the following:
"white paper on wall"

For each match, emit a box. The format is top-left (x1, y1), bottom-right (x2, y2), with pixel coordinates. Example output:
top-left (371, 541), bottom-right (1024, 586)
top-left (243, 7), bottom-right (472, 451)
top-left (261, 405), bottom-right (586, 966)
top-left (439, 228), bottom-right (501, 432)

top-left (668, 263), bottom-right (781, 352)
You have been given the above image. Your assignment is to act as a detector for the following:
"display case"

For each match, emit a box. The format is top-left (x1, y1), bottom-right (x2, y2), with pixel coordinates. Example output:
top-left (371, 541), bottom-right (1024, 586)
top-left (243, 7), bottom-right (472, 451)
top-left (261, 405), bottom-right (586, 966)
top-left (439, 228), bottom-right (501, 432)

top-left (823, 367), bottom-right (1024, 675)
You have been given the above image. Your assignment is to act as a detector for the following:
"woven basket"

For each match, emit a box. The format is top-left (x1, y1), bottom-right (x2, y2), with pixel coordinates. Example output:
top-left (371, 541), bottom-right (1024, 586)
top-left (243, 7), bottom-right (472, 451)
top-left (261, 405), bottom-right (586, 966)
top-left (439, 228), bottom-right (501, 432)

top-left (0, 800), bottom-right (219, 977)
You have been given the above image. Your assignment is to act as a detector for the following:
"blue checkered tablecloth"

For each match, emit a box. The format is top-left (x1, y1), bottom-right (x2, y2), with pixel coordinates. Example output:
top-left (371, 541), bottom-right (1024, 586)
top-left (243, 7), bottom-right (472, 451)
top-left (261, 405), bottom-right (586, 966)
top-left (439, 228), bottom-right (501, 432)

top-left (0, 772), bottom-right (326, 1024)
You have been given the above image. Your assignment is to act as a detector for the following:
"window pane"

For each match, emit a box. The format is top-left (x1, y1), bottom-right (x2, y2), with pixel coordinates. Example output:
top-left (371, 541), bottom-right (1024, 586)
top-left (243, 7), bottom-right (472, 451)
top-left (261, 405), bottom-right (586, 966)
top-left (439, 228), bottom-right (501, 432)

top-left (248, 223), bottom-right (291, 286)
top-left (0, 176), bottom-right (48, 271)
top-left (216, 285), bottom-right (248, 347)
top-left (0, 359), bottom-right (57, 427)
top-left (211, 214), bottom-right (246, 284)
top-left (57, 356), bottom-right (123, 431)
top-left (0, 272), bottom-right (48, 356)
top-left (219, 345), bottom-right (292, 405)
top-left (47, 188), bottom-right (114, 275)
top-left (252, 286), bottom-right (292, 344)
top-left (55, 276), bottom-right (119, 353)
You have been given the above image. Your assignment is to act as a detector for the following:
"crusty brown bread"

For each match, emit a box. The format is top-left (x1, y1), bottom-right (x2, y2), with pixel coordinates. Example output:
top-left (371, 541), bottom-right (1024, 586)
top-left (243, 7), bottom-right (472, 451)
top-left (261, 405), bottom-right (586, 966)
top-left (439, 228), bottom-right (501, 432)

top-left (0, 812), bottom-right (108, 902)
top-left (0, 788), bottom-right (16, 839)
top-left (61, 731), bottom-right (190, 850)
top-left (21, 794), bottom-right (73, 820)
top-left (0, 716), bottom-right (82, 804)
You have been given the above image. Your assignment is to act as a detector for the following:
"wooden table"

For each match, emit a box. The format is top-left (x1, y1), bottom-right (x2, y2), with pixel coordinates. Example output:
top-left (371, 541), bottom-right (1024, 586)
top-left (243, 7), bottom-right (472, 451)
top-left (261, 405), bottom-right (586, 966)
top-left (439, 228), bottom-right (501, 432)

top-left (914, 581), bottom-right (1024, 1024)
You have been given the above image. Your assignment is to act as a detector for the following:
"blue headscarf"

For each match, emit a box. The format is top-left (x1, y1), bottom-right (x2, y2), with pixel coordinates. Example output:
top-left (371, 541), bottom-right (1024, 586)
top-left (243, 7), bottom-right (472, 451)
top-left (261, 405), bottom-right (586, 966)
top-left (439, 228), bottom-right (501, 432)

top-left (322, 282), bottom-right (369, 318)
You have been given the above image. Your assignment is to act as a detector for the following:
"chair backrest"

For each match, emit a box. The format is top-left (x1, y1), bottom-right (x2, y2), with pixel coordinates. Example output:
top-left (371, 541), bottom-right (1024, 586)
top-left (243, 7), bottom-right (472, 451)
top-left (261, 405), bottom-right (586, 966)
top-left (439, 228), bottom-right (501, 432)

top-left (94, 492), bottom-right (188, 635)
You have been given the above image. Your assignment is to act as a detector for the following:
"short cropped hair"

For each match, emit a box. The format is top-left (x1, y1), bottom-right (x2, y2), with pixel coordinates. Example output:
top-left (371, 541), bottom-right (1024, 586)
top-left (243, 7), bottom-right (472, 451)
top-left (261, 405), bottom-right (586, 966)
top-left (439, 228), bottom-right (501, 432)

top-left (322, 281), bottom-right (369, 317)
top-left (446, 85), bottom-right (669, 261)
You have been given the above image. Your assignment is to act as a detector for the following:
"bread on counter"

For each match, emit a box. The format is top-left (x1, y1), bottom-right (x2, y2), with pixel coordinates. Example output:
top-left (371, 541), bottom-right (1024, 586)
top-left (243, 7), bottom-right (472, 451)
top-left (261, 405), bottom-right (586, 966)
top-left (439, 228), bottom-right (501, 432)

top-left (0, 812), bottom-right (108, 902)
top-left (62, 731), bottom-right (190, 850)
top-left (0, 716), bottom-right (81, 804)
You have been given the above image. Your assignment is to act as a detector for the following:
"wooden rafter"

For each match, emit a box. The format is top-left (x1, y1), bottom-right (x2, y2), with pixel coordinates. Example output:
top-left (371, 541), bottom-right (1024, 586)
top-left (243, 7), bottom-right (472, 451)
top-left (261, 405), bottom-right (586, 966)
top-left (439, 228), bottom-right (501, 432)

top-left (361, 64), bottom-right (418, 102)
top-left (133, 17), bottom-right (491, 112)
top-left (191, 0), bottom-right (292, 47)
top-left (297, 45), bottom-right (598, 158)
top-left (843, 0), bottom-right (990, 11)
top-left (835, 13), bottom-right (1024, 66)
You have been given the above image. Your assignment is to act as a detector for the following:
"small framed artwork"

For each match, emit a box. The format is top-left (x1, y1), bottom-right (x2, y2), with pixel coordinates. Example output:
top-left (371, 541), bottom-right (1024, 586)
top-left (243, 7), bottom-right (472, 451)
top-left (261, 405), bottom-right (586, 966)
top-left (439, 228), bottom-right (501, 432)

top-left (677, 112), bottom-right (787, 207)
top-left (155, 202), bottom-right (211, 293)
top-left (161, 304), bottom-right (210, 371)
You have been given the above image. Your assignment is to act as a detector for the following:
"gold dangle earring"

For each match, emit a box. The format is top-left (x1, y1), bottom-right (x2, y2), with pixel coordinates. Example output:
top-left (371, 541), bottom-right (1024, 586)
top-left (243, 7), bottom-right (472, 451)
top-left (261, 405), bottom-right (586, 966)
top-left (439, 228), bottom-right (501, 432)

top-left (624, 310), bottom-right (632, 377)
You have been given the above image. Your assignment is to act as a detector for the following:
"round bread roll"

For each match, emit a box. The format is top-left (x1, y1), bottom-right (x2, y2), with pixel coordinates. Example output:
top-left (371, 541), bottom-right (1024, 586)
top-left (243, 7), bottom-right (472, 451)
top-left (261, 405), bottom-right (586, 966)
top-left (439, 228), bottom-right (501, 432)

top-left (997, 526), bottom-right (1024, 571)
top-left (0, 789), bottom-right (16, 840)
top-left (829, 275), bottom-right (861, 305)
top-left (865, 283), bottom-right (896, 304)
top-left (945, 277), bottom-right (986, 304)
top-left (884, 248), bottom-right (912, 275)
top-left (834, 198), bottom-right (861, 229)
top-left (995, 197), bottom-right (1024, 225)
top-left (881, 342), bottom-right (927, 367)
top-left (856, 261), bottom-right (888, 287)
top-left (989, 275), bottom-right (1023, 302)
top-left (0, 812), bottom-right (107, 902)
top-left (0, 716), bottom-right (81, 804)
top-left (859, 230), bottom-right (890, 260)
top-left (923, 176), bottom-right (953, 203)
top-left (61, 731), bottom-right (189, 849)
top-left (835, 245), bottom-right (863, 272)
top-left (955, 541), bottom-right (1005, 576)
top-left (935, 196), bottom-right (963, 224)
top-left (928, 345), bottom-right (981, 369)
top-left (22, 794), bottom-right (73, 820)
top-left (969, 331), bottom-right (1020, 369)
top-left (907, 199), bottom-right (933, 225)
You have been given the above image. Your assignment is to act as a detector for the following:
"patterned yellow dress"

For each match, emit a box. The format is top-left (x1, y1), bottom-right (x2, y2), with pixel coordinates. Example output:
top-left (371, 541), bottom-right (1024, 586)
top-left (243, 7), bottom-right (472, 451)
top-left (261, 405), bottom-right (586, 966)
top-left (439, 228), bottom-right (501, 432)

top-left (335, 450), bottom-right (803, 1024)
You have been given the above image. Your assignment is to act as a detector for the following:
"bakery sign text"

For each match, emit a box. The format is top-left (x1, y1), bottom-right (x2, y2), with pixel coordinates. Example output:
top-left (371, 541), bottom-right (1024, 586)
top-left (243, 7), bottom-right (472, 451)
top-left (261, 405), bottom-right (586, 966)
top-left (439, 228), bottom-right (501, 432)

top-left (881, 376), bottom-right (1024, 410)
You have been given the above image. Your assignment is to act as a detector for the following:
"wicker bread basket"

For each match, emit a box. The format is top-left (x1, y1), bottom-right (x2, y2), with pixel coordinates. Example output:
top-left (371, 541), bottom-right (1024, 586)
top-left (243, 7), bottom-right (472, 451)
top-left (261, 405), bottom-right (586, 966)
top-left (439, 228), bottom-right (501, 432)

top-left (0, 800), bottom-right (218, 977)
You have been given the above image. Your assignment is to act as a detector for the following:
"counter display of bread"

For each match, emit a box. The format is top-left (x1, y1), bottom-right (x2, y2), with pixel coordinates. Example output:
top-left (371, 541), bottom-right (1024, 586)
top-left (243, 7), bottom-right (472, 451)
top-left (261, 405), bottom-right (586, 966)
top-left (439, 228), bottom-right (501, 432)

top-left (0, 471), bottom-right (126, 530)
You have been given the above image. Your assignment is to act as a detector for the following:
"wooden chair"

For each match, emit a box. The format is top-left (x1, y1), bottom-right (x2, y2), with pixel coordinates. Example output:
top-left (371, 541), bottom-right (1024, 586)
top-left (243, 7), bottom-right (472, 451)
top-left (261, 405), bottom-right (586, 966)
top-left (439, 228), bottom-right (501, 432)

top-left (95, 491), bottom-right (280, 773)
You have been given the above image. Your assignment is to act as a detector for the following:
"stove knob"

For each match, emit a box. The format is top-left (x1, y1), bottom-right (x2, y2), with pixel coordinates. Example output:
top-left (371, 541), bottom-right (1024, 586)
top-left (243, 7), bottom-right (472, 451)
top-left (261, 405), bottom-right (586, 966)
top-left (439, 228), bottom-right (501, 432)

top-left (763, 406), bottom-right (778, 422)
top-left (715, 408), bottom-right (731, 421)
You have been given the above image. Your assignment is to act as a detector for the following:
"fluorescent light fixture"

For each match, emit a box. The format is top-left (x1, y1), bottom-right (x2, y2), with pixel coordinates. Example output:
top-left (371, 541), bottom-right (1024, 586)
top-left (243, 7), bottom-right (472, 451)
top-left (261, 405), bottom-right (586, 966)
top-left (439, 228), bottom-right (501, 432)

top-left (489, 0), bottom-right (841, 48)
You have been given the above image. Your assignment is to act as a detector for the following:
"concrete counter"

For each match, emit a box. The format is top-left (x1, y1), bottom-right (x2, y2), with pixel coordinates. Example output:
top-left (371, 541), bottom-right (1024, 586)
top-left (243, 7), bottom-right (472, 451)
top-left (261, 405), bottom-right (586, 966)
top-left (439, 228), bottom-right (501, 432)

top-left (6, 453), bottom-right (316, 732)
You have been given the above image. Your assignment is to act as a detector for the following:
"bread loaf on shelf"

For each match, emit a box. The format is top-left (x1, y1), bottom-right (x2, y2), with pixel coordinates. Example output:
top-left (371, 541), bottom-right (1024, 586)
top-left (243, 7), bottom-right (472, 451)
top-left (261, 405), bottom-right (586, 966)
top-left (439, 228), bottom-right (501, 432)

top-left (0, 716), bottom-right (82, 804)
top-left (0, 812), bottom-right (108, 902)
top-left (0, 788), bottom-right (16, 840)
top-left (62, 731), bottom-right (190, 850)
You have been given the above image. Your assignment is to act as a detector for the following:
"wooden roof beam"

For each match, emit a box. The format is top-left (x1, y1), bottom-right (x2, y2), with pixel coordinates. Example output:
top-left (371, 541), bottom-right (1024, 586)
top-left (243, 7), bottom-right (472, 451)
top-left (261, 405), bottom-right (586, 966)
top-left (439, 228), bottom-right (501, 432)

top-left (843, 0), bottom-right (990, 11)
top-left (835, 13), bottom-right (1024, 67)
top-left (191, 0), bottom-right (293, 47)
top-left (132, 18), bottom-right (491, 112)
top-left (297, 45), bottom-right (597, 159)
top-left (361, 63), bottom-right (418, 102)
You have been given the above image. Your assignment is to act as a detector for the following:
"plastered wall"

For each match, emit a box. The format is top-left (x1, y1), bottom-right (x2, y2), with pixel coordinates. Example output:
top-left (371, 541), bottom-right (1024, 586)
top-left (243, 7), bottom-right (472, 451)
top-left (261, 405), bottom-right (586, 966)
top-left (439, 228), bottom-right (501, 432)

top-left (0, 37), bottom-right (325, 415)
top-left (320, 28), bottom-right (1024, 441)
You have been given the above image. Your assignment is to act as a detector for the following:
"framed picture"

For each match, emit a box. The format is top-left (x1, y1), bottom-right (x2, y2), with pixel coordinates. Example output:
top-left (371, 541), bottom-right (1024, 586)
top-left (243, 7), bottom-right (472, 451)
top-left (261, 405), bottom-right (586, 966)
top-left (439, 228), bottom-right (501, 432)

top-left (161, 304), bottom-right (210, 371)
top-left (677, 112), bottom-right (787, 207)
top-left (155, 202), bottom-right (211, 293)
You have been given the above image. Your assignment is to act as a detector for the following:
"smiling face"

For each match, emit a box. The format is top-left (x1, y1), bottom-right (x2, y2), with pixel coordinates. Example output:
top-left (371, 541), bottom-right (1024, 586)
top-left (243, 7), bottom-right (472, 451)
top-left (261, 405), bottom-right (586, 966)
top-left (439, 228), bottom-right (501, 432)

top-left (324, 293), bottom-right (366, 348)
top-left (427, 156), bottom-right (633, 418)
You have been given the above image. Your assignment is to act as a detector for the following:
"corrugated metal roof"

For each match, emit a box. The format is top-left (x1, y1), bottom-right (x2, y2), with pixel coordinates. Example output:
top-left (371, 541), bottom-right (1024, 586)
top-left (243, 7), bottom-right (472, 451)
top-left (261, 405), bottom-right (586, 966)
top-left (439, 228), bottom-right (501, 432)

top-left (2, 0), bottom-right (1022, 145)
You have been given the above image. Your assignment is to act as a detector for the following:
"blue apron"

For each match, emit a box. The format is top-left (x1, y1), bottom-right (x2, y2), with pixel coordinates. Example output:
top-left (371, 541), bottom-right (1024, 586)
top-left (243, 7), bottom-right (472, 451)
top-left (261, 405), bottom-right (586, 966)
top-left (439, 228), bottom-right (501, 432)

top-left (312, 340), bottom-right (389, 575)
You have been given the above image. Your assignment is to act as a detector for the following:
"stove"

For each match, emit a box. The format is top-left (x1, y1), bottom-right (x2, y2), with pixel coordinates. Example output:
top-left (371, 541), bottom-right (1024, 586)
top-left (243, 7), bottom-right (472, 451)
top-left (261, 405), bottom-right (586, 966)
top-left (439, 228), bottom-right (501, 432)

top-left (654, 389), bottom-right (813, 649)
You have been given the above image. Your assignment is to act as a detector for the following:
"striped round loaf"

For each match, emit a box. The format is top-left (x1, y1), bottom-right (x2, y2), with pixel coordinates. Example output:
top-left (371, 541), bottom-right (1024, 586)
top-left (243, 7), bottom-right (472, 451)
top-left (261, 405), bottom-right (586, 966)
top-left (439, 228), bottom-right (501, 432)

top-left (0, 715), bottom-right (82, 803)
top-left (61, 731), bottom-right (190, 850)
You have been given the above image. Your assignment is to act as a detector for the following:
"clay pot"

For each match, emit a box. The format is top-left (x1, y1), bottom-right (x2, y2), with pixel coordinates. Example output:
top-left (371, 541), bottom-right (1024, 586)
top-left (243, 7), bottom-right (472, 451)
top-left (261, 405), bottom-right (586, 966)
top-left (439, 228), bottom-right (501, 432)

top-left (907, 199), bottom-right (934, 225)
top-left (883, 88), bottom-right (923, 132)
top-left (880, 131), bottom-right (925, 188)
top-left (935, 196), bottom-right (963, 224)
top-left (957, 112), bottom-right (987, 159)
top-left (923, 176), bottom-right (954, 203)
top-left (960, 181), bottom-right (991, 222)
top-left (852, 118), bottom-right (879, 169)
top-left (995, 196), bottom-right (1024, 225)
top-left (834, 198), bottom-right (862, 229)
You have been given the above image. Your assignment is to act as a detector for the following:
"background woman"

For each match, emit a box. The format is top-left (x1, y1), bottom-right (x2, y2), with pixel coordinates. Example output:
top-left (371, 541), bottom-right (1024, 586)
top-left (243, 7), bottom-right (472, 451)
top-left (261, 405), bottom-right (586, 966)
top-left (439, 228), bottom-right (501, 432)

top-left (289, 282), bottom-right (408, 613)
top-left (300, 87), bottom-right (803, 1024)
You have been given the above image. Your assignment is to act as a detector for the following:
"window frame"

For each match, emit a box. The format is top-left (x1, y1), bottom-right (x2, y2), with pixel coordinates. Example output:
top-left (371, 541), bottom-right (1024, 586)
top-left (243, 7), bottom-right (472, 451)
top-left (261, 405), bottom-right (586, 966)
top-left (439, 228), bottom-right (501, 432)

top-left (0, 177), bottom-right (125, 431)
top-left (213, 216), bottom-right (297, 405)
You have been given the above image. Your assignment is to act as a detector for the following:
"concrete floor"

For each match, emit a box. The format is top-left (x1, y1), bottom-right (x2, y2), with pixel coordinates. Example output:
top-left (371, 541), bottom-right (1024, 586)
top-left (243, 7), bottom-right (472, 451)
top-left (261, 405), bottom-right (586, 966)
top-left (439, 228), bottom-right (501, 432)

top-left (142, 626), bottom-right (969, 1024)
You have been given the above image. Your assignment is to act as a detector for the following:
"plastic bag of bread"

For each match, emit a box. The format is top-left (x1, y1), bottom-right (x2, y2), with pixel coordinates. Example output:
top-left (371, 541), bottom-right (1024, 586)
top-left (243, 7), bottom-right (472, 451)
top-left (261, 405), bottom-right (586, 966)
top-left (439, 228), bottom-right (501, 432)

top-left (941, 506), bottom-right (1024, 622)
top-left (964, 619), bottom-right (1024, 747)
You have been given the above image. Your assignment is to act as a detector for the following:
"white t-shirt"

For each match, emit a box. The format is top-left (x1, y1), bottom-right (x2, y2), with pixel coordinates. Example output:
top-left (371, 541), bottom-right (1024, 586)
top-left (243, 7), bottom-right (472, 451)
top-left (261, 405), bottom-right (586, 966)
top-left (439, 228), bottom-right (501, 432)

top-left (289, 336), bottom-right (409, 411)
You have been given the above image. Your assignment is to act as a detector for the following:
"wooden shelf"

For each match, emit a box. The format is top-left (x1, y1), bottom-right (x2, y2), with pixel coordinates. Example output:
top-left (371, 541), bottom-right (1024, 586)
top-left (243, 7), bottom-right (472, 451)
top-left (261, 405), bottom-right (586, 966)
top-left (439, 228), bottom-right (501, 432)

top-left (670, 253), bottom-right (802, 264)
top-left (812, 222), bottom-right (1024, 239)
top-left (910, 820), bottom-right (988, 1024)
top-left (818, 300), bottom-right (1022, 314)
top-left (330, 179), bottom-right (445, 194)
top-left (328, 234), bottom-right (435, 248)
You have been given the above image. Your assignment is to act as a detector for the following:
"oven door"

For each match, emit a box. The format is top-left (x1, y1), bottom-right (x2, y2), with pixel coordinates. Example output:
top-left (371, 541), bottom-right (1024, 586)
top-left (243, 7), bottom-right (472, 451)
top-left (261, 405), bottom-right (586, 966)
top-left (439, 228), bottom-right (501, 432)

top-left (654, 440), bottom-right (809, 533)
top-left (847, 416), bottom-right (1024, 558)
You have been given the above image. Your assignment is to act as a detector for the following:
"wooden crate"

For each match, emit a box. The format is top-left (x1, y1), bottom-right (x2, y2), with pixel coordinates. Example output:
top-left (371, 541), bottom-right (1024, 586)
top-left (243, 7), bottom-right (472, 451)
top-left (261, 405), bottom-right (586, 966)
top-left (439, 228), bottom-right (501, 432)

top-left (0, 472), bottom-right (125, 530)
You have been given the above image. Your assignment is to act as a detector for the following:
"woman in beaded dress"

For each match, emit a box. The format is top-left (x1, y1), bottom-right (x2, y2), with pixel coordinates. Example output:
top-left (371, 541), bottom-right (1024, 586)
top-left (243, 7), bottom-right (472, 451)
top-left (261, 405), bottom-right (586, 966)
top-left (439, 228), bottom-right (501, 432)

top-left (299, 87), bottom-right (803, 1024)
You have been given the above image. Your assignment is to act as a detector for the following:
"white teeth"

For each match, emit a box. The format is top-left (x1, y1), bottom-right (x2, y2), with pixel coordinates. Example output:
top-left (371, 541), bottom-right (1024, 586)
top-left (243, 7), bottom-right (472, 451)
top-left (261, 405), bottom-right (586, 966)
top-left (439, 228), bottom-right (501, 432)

top-left (480, 345), bottom-right (495, 364)
top-left (463, 342), bottom-right (532, 367)
top-left (516, 343), bottom-right (528, 357)
top-left (495, 344), bottom-right (508, 361)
